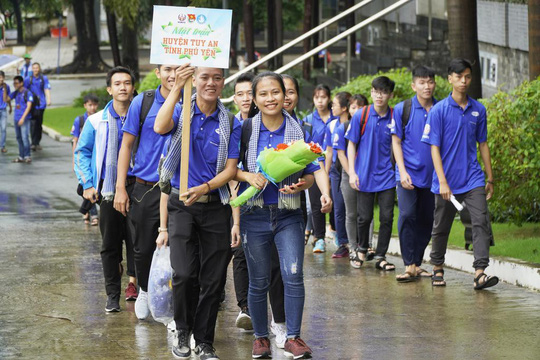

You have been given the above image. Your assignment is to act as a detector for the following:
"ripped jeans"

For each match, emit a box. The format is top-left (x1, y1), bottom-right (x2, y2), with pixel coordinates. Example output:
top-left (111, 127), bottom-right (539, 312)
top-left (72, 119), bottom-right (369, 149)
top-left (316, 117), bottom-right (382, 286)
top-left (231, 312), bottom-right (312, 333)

top-left (240, 205), bottom-right (305, 338)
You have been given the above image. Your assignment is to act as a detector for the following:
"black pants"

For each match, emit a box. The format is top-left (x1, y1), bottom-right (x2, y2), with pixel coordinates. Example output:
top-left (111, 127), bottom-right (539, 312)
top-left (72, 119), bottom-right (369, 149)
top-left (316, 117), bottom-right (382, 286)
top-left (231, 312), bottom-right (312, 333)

top-left (168, 196), bottom-right (232, 346)
top-left (129, 183), bottom-right (161, 292)
top-left (99, 182), bottom-right (136, 298)
top-left (357, 187), bottom-right (395, 259)
top-left (308, 183), bottom-right (326, 239)
top-left (232, 246), bottom-right (249, 309)
top-left (30, 109), bottom-right (44, 146)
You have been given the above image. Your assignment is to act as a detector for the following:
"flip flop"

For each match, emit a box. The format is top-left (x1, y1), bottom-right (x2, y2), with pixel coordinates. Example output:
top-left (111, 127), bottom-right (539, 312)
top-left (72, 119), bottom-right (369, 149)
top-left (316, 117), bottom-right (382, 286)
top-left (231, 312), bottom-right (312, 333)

top-left (474, 273), bottom-right (499, 290)
top-left (396, 271), bottom-right (417, 283)
top-left (416, 268), bottom-right (433, 278)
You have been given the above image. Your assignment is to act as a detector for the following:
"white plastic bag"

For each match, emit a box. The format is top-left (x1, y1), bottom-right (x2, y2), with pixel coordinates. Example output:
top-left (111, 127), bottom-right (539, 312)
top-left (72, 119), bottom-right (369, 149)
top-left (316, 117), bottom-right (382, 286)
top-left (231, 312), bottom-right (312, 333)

top-left (147, 246), bottom-right (173, 324)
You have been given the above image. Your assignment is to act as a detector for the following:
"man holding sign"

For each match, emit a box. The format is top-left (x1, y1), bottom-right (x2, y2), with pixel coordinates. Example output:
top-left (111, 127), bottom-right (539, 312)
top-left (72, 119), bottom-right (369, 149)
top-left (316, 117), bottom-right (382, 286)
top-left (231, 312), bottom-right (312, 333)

top-left (154, 65), bottom-right (241, 360)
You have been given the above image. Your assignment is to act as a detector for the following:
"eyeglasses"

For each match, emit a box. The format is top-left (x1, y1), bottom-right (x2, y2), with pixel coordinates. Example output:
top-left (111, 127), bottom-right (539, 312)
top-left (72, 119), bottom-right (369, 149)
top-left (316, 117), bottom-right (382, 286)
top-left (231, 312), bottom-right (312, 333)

top-left (371, 89), bottom-right (390, 98)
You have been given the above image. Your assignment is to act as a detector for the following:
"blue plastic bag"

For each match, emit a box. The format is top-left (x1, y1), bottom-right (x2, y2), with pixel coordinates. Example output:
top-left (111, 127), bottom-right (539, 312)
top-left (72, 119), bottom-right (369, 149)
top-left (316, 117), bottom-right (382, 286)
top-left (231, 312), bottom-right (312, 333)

top-left (147, 246), bottom-right (173, 324)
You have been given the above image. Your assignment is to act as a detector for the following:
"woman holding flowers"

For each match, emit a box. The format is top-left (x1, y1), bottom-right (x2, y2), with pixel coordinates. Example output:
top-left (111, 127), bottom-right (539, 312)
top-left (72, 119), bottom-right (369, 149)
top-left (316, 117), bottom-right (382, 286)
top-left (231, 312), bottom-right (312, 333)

top-left (235, 72), bottom-right (318, 359)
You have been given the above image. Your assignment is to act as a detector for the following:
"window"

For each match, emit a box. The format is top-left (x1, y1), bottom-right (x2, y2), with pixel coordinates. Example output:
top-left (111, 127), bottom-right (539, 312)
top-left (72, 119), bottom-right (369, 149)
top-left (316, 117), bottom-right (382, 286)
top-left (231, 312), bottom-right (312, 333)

top-left (479, 51), bottom-right (497, 87)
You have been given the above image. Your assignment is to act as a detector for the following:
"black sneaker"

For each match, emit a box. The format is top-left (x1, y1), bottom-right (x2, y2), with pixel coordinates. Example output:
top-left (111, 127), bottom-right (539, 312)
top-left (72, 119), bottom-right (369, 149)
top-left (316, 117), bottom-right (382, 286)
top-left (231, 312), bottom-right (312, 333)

top-left (172, 330), bottom-right (191, 359)
top-left (194, 343), bottom-right (220, 360)
top-left (105, 295), bottom-right (120, 312)
top-left (235, 306), bottom-right (253, 330)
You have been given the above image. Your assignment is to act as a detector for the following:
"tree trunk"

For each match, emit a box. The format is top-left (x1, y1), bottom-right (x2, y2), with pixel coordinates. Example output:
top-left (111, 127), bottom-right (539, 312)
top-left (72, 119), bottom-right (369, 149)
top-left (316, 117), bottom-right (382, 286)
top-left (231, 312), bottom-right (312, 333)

top-left (529, 0), bottom-right (540, 80)
top-left (106, 9), bottom-right (122, 67)
top-left (62, 0), bottom-right (108, 73)
top-left (121, 21), bottom-right (139, 81)
top-left (312, 0), bottom-right (322, 69)
top-left (345, 0), bottom-right (356, 53)
top-left (243, 0), bottom-right (255, 65)
top-left (230, 22), bottom-right (238, 69)
top-left (275, 0), bottom-right (283, 68)
top-left (302, 0), bottom-right (312, 80)
top-left (266, 0), bottom-right (276, 69)
top-left (10, 0), bottom-right (23, 44)
top-left (447, 0), bottom-right (482, 99)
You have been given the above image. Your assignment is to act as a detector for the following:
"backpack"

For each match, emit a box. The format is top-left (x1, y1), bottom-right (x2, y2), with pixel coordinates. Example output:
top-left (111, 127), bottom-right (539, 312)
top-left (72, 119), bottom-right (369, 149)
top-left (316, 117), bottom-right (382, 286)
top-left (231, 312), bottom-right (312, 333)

top-left (77, 115), bottom-right (86, 133)
top-left (400, 98), bottom-right (413, 141)
top-left (130, 90), bottom-right (156, 168)
top-left (354, 105), bottom-right (396, 165)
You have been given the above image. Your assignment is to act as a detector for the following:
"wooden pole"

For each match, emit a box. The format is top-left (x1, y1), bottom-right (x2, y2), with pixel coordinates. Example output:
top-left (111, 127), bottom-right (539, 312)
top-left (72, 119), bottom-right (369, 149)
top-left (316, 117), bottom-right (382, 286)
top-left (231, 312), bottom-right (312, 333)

top-left (179, 81), bottom-right (192, 201)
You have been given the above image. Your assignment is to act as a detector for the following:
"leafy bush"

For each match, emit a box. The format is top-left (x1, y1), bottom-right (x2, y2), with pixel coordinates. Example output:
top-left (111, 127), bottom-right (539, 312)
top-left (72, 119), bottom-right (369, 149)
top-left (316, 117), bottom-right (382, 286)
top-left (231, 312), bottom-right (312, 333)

top-left (481, 77), bottom-right (540, 224)
top-left (332, 68), bottom-right (452, 106)
top-left (73, 87), bottom-right (111, 108)
top-left (138, 71), bottom-right (161, 92)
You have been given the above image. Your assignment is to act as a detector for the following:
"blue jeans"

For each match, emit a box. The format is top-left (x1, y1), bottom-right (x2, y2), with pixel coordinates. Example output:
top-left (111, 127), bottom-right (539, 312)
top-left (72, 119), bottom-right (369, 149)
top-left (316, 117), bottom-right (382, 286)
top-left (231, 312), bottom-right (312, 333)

top-left (240, 206), bottom-right (305, 338)
top-left (0, 108), bottom-right (7, 148)
top-left (396, 183), bottom-right (434, 266)
top-left (14, 119), bottom-right (31, 159)
top-left (330, 164), bottom-right (348, 246)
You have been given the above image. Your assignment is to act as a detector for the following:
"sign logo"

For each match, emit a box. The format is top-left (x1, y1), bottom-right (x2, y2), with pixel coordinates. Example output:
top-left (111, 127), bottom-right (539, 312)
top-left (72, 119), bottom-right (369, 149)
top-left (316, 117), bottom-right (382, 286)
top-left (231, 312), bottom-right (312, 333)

top-left (423, 124), bottom-right (430, 135)
top-left (197, 14), bottom-right (207, 24)
top-left (178, 14), bottom-right (186, 23)
top-left (188, 14), bottom-right (196, 22)
top-left (472, 111), bottom-right (479, 117)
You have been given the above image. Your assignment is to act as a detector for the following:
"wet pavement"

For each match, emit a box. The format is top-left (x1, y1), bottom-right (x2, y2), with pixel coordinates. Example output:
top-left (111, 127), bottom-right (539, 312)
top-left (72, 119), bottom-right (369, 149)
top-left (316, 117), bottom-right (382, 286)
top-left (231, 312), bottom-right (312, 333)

top-left (1, 135), bottom-right (540, 360)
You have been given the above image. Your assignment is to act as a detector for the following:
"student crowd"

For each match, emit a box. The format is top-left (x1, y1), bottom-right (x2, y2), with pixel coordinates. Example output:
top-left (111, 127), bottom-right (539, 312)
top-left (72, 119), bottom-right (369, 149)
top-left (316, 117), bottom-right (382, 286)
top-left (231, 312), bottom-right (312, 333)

top-left (56, 57), bottom-right (497, 360)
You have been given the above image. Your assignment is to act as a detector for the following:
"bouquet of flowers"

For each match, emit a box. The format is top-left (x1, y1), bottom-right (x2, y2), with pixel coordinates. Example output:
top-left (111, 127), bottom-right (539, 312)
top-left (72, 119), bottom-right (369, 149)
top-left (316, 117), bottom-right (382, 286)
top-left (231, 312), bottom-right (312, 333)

top-left (147, 246), bottom-right (173, 324)
top-left (231, 140), bottom-right (324, 207)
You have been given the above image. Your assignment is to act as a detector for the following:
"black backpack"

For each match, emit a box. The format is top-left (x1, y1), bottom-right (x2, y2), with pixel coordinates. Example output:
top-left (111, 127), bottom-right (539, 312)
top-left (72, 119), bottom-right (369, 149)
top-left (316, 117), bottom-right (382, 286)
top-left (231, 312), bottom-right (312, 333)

top-left (130, 90), bottom-right (156, 167)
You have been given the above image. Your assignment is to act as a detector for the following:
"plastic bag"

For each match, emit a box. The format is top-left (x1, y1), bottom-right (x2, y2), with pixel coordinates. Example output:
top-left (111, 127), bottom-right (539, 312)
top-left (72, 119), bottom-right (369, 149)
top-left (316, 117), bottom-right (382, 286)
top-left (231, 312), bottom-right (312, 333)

top-left (147, 246), bottom-right (173, 324)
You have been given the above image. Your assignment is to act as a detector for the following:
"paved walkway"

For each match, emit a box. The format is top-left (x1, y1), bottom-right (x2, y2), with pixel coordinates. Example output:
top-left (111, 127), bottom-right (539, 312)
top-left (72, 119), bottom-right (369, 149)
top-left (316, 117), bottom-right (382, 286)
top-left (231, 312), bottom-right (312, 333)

top-left (1, 135), bottom-right (539, 359)
top-left (30, 37), bottom-right (75, 72)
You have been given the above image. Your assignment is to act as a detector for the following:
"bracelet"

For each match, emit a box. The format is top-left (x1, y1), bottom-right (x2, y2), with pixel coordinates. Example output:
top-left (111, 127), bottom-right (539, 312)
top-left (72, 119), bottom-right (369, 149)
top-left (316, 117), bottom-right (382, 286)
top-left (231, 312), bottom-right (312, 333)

top-left (204, 181), bottom-right (212, 194)
top-left (158, 227), bottom-right (168, 233)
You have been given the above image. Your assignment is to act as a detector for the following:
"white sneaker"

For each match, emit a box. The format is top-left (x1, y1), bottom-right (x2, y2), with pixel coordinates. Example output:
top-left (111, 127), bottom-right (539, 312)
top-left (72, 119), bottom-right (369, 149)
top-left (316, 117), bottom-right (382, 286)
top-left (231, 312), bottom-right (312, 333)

top-left (167, 320), bottom-right (176, 332)
top-left (270, 319), bottom-right (287, 349)
top-left (190, 333), bottom-right (195, 350)
top-left (134, 289), bottom-right (150, 320)
top-left (235, 307), bottom-right (253, 330)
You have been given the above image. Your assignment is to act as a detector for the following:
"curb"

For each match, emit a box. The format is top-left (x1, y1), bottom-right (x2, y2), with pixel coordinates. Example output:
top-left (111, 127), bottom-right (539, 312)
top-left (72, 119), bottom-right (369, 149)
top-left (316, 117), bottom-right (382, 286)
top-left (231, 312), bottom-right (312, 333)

top-left (42, 125), bottom-right (71, 143)
top-left (386, 237), bottom-right (540, 291)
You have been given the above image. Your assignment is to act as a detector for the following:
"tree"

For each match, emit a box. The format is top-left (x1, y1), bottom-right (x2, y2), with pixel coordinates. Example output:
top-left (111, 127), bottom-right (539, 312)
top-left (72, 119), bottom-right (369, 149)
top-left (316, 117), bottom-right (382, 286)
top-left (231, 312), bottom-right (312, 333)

top-left (62, 0), bottom-right (108, 73)
top-left (9, 0), bottom-right (22, 43)
top-left (447, 0), bottom-right (482, 99)
top-left (302, 0), bottom-right (312, 80)
top-left (105, 8), bottom-right (121, 67)
top-left (243, 0), bottom-right (255, 65)
top-left (530, 0), bottom-right (540, 80)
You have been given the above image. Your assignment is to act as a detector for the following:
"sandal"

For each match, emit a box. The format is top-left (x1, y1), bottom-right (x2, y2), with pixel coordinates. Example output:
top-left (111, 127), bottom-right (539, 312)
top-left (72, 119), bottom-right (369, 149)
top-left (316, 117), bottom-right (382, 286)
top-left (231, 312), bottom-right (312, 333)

top-left (304, 231), bottom-right (311, 245)
top-left (12, 157), bottom-right (23, 163)
top-left (90, 216), bottom-right (99, 226)
top-left (432, 269), bottom-right (446, 286)
top-left (474, 273), bottom-right (499, 290)
top-left (83, 213), bottom-right (90, 224)
top-left (1, 147), bottom-right (7, 153)
top-left (349, 249), bottom-right (364, 269)
top-left (375, 259), bottom-right (395, 271)
top-left (416, 268), bottom-right (432, 278)
top-left (366, 248), bottom-right (376, 261)
top-left (396, 271), bottom-right (417, 283)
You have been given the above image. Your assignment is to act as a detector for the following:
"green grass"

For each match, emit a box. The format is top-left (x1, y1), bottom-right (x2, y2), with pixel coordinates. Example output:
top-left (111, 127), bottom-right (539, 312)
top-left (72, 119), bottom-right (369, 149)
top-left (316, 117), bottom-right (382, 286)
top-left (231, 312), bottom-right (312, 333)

top-left (372, 206), bottom-right (540, 264)
top-left (44, 106), bottom-right (86, 137)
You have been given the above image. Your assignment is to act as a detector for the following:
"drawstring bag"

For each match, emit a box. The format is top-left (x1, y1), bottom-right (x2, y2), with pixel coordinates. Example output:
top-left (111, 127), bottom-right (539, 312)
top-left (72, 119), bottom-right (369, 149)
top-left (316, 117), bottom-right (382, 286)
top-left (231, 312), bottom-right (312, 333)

top-left (147, 246), bottom-right (173, 324)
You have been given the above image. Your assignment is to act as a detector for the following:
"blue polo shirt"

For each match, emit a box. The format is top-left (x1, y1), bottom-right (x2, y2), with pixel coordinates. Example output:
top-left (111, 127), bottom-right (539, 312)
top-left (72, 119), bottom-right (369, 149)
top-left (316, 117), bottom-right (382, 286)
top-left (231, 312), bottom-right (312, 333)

top-left (101, 105), bottom-right (133, 180)
top-left (24, 75), bottom-right (51, 110)
top-left (170, 103), bottom-right (242, 190)
top-left (332, 121), bottom-right (347, 161)
top-left (422, 94), bottom-right (487, 195)
top-left (71, 112), bottom-right (88, 138)
top-left (238, 119), bottom-right (320, 205)
top-left (303, 109), bottom-right (336, 148)
top-left (0, 84), bottom-right (11, 110)
top-left (123, 86), bottom-right (171, 182)
top-left (345, 106), bottom-right (395, 192)
top-left (323, 119), bottom-right (344, 164)
top-left (391, 96), bottom-right (437, 189)
top-left (291, 111), bottom-right (313, 143)
top-left (9, 89), bottom-right (33, 122)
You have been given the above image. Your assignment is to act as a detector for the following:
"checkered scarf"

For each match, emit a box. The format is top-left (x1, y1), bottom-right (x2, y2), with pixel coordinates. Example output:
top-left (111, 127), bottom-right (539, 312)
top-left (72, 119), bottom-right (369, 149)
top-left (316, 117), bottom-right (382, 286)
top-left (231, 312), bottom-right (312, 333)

top-left (159, 94), bottom-right (231, 204)
top-left (101, 102), bottom-right (120, 201)
top-left (246, 110), bottom-right (304, 209)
